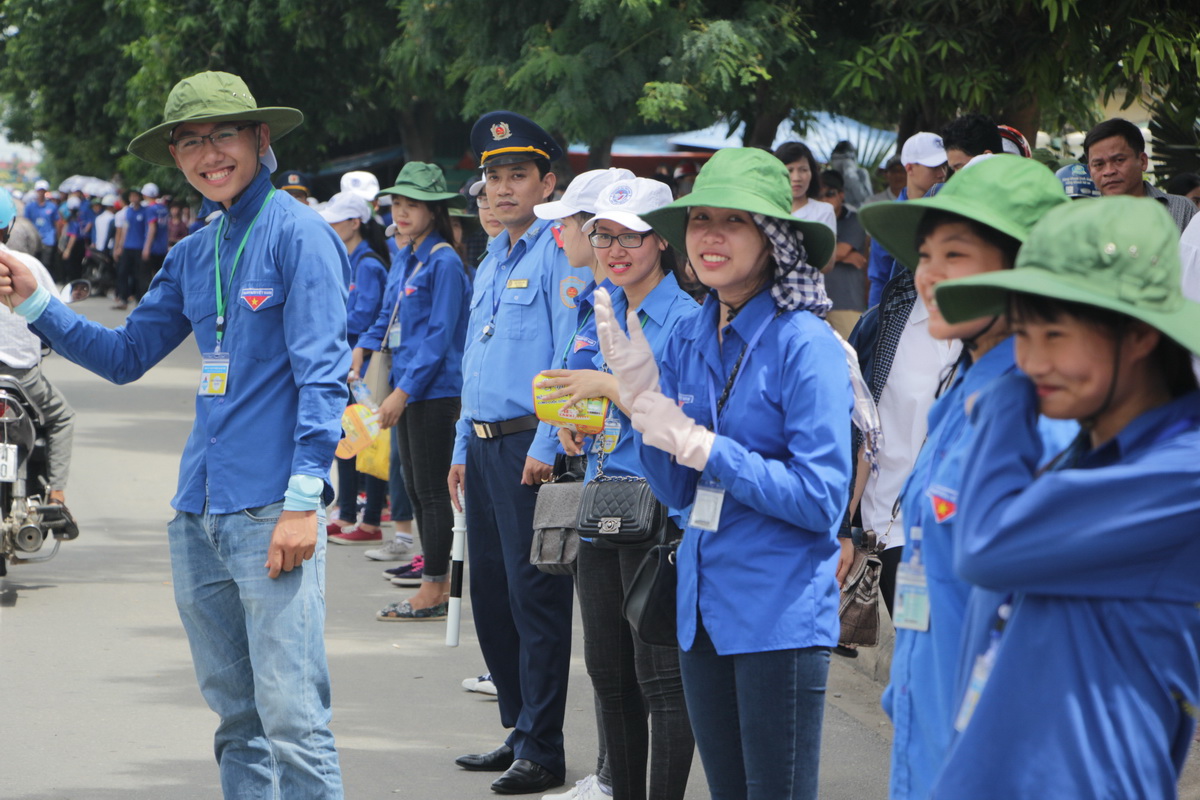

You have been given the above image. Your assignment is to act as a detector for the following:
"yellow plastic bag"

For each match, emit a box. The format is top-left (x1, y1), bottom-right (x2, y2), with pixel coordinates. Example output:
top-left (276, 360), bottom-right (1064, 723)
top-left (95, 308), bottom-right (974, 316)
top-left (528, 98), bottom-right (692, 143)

top-left (356, 427), bottom-right (391, 481)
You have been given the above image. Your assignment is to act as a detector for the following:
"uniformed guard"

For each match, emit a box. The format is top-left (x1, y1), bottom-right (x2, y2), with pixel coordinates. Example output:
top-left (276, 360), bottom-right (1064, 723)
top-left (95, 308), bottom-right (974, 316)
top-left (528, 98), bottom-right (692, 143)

top-left (448, 110), bottom-right (577, 795)
top-left (277, 169), bottom-right (312, 202)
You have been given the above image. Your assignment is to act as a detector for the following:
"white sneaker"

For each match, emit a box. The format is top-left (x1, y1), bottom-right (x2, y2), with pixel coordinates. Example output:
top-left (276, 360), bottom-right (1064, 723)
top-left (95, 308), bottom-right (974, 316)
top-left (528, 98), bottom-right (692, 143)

top-left (543, 774), bottom-right (609, 799)
top-left (462, 673), bottom-right (498, 696)
top-left (364, 539), bottom-right (413, 561)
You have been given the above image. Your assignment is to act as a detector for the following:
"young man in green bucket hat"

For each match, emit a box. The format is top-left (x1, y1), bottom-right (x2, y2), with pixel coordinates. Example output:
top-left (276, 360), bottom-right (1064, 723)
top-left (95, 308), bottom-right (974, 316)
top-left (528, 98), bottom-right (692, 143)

top-left (0, 71), bottom-right (349, 797)
top-left (927, 196), bottom-right (1200, 799)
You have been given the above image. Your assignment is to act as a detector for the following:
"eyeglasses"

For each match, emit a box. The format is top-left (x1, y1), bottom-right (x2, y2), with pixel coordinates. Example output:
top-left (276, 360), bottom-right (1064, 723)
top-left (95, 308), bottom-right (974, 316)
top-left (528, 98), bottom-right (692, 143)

top-left (474, 196), bottom-right (490, 209)
top-left (171, 124), bottom-right (257, 154)
top-left (588, 231), bottom-right (648, 248)
top-left (820, 189), bottom-right (840, 198)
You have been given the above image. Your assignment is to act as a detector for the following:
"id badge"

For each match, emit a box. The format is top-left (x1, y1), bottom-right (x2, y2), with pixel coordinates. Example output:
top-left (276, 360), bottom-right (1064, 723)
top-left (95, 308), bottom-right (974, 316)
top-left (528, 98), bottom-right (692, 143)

top-left (601, 415), bottom-right (620, 453)
top-left (893, 561), bottom-right (930, 631)
top-left (199, 352), bottom-right (230, 396)
top-left (954, 647), bottom-right (996, 732)
top-left (387, 323), bottom-right (402, 350)
top-left (688, 482), bottom-right (725, 532)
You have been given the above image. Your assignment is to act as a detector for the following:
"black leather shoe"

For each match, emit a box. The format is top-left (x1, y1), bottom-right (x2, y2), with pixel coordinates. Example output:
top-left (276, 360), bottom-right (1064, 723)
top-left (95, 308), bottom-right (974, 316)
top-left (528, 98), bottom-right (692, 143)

top-left (455, 744), bottom-right (514, 772)
top-left (490, 759), bottom-right (564, 794)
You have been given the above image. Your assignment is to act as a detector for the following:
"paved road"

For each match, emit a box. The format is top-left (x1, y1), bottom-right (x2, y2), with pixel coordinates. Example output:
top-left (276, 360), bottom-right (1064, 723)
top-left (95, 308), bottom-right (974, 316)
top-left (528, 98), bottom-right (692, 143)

top-left (0, 298), bottom-right (893, 798)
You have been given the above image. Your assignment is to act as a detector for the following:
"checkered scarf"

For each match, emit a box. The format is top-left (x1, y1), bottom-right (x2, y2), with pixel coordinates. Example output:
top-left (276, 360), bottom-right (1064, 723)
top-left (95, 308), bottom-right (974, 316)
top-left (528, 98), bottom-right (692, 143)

top-left (752, 213), bottom-right (833, 317)
top-left (752, 213), bottom-right (882, 473)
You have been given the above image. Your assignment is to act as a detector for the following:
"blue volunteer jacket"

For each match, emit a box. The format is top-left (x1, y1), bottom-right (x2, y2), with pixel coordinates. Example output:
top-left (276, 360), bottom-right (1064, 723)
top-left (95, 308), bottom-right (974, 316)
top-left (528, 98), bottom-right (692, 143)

top-left (931, 377), bottom-right (1200, 799)
top-left (345, 240), bottom-right (388, 348)
top-left (358, 232), bottom-right (469, 402)
top-left (28, 167), bottom-right (351, 514)
top-left (883, 337), bottom-right (1076, 800)
top-left (638, 288), bottom-right (852, 654)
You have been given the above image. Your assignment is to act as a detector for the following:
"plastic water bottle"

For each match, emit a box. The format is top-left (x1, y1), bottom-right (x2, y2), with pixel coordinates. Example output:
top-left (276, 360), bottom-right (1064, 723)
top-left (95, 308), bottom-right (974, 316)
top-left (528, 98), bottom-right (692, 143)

top-left (349, 377), bottom-right (377, 410)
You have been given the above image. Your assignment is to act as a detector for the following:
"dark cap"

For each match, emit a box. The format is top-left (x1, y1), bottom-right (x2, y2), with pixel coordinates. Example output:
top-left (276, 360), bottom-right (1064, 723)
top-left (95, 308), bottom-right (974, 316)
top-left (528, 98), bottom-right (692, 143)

top-left (277, 170), bottom-right (311, 194)
top-left (471, 111), bottom-right (563, 168)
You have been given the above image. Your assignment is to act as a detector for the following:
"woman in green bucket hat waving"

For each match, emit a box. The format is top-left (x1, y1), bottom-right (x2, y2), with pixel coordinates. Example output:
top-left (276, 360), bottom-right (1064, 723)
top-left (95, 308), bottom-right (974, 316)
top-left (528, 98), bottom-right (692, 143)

top-left (926, 197), bottom-right (1200, 799)
top-left (856, 153), bottom-right (1077, 800)
top-left (592, 146), bottom-right (855, 799)
top-left (351, 162), bottom-right (471, 621)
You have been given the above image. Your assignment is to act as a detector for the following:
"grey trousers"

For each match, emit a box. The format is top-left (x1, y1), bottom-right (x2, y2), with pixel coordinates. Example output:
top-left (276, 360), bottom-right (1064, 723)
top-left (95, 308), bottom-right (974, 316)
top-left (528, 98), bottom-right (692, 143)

top-left (0, 363), bottom-right (75, 491)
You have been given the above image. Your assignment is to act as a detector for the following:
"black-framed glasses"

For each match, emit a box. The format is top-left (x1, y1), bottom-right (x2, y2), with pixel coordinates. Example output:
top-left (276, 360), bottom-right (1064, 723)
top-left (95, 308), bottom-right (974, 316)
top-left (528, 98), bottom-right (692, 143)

top-left (820, 189), bottom-right (839, 198)
top-left (171, 123), bottom-right (257, 153)
top-left (589, 231), bottom-right (648, 248)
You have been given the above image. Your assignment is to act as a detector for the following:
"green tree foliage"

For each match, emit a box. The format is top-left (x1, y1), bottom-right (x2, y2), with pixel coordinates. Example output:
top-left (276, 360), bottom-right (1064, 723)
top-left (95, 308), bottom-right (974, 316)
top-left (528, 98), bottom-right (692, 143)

top-left (837, 0), bottom-right (1200, 143)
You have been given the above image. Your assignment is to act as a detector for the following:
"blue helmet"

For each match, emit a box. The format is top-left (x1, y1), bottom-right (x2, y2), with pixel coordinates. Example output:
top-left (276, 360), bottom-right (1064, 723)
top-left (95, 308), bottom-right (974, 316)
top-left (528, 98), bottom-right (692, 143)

top-left (1056, 163), bottom-right (1100, 199)
top-left (0, 188), bottom-right (16, 229)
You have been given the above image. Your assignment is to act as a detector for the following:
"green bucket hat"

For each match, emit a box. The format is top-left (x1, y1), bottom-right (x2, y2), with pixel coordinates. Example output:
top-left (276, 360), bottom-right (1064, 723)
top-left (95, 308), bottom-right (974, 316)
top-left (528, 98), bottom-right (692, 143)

top-left (639, 148), bottom-right (836, 270)
top-left (377, 162), bottom-right (467, 209)
top-left (128, 72), bottom-right (303, 167)
top-left (935, 196), bottom-right (1200, 356)
top-left (859, 155), bottom-right (1069, 272)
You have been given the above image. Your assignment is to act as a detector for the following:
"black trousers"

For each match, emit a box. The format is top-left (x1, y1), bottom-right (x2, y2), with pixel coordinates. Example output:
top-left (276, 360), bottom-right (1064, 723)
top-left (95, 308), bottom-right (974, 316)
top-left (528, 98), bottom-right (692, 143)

top-left (394, 396), bottom-right (459, 580)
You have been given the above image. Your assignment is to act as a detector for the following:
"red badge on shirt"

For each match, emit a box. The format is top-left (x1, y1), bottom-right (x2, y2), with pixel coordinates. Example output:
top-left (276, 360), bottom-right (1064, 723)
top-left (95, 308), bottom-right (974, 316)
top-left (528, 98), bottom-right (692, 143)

top-left (929, 491), bottom-right (957, 523)
top-left (240, 286), bottom-right (273, 310)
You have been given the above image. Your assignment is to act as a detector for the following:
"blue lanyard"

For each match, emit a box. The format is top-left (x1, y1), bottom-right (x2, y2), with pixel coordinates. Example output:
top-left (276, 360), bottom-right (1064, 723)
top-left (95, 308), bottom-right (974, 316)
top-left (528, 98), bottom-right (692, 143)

top-left (706, 310), bottom-right (777, 435)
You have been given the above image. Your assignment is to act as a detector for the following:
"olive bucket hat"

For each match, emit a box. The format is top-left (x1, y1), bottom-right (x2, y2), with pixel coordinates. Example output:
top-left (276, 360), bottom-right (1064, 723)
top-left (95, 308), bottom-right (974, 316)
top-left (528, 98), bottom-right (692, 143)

top-left (639, 148), bottom-right (836, 270)
top-left (859, 154), bottom-right (1069, 272)
top-left (935, 196), bottom-right (1200, 356)
top-left (377, 162), bottom-right (467, 209)
top-left (128, 72), bottom-right (303, 167)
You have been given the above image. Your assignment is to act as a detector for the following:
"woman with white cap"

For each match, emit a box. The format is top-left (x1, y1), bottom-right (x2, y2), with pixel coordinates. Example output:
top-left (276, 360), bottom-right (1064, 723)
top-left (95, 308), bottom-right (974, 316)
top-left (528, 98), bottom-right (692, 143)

top-left (536, 175), bottom-right (698, 800)
top-left (354, 162), bottom-right (471, 620)
top-left (595, 148), bottom-right (849, 800)
top-left (321, 191), bottom-right (392, 545)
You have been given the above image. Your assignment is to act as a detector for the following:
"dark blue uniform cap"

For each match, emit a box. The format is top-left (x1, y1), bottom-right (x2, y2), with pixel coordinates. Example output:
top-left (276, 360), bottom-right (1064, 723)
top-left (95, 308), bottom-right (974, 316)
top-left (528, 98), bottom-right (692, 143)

top-left (277, 170), bottom-right (311, 194)
top-left (471, 111), bottom-right (563, 168)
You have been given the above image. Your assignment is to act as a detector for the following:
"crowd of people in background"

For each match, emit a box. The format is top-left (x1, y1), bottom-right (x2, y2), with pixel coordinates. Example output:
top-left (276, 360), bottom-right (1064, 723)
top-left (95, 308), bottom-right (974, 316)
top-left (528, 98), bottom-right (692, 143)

top-left (10, 87), bottom-right (1200, 800)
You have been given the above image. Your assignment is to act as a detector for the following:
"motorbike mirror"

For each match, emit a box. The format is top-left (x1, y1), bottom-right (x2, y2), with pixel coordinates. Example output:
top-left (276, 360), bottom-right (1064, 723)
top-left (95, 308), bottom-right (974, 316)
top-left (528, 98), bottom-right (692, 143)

top-left (59, 280), bottom-right (92, 304)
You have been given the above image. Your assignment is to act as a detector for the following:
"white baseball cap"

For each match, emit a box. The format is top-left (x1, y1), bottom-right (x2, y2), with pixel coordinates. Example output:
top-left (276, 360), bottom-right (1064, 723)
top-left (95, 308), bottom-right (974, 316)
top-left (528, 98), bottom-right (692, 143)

top-left (319, 191), bottom-right (371, 224)
top-left (141, 182), bottom-right (160, 198)
top-left (534, 168), bottom-right (636, 221)
top-left (900, 132), bottom-right (947, 168)
top-left (581, 178), bottom-right (675, 234)
top-left (468, 177), bottom-right (485, 197)
top-left (341, 171), bottom-right (380, 202)
top-left (33, 179), bottom-right (49, 191)
top-left (101, 193), bottom-right (118, 207)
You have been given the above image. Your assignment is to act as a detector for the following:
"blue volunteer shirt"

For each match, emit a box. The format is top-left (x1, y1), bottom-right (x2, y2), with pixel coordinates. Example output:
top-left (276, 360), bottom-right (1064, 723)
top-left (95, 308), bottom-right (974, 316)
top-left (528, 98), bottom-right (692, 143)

top-left (453, 221), bottom-right (579, 465)
top-left (931, 379), bottom-right (1200, 799)
top-left (149, 201), bottom-right (170, 255)
top-left (122, 204), bottom-right (150, 251)
top-left (568, 274), bottom-right (697, 482)
top-left (78, 204), bottom-right (97, 243)
top-left (883, 337), bottom-right (1076, 800)
top-left (359, 232), bottom-right (470, 402)
top-left (25, 200), bottom-right (60, 248)
top-left (24, 167), bottom-right (350, 514)
top-left (345, 240), bottom-right (388, 347)
top-left (638, 288), bottom-right (852, 654)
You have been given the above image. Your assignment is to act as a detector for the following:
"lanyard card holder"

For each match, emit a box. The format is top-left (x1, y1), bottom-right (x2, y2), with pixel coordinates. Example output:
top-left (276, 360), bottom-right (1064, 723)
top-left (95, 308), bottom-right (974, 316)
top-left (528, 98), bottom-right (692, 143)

top-left (199, 351), bottom-right (230, 396)
top-left (892, 525), bottom-right (930, 631)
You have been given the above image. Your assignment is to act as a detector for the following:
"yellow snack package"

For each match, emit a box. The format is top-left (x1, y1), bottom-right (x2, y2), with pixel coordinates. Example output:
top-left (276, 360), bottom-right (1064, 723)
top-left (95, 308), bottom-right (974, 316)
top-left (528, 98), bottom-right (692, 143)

top-left (336, 403), bottom-right (381, 459)
top-left (532, 372), bottom-right (609, 435)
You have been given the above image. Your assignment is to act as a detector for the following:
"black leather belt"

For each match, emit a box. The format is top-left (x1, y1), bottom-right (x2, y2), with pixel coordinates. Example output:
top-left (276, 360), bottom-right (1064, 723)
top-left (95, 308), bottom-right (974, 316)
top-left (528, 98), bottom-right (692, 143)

top-left (472, 414), bottom-right (539, 440)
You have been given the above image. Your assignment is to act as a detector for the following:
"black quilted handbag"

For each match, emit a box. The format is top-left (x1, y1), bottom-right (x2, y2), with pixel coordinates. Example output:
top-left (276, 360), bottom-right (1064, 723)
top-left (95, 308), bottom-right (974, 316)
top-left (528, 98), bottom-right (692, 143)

top-left (575, 441), bottom-right (666, 547)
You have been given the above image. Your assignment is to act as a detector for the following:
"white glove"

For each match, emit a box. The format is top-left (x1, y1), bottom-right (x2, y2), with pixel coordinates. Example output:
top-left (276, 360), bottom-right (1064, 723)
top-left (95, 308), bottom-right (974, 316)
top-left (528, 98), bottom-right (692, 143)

top-left (594, 286), bottom-right (659, 408)
top-left (631, 390), bottom-right (715, 472)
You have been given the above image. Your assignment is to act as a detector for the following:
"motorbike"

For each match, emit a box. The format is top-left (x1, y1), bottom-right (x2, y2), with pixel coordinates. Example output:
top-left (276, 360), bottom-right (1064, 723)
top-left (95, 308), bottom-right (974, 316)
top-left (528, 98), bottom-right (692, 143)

top-left (0, 375), bottom-right (78, 577)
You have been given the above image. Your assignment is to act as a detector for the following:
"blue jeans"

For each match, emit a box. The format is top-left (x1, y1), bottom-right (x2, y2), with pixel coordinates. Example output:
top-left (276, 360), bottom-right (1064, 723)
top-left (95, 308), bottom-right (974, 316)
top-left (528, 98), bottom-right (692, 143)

top-left (167, 502), bottom-right (344, 799)
top-left (679, 620), bottom-right (829, 800)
